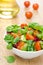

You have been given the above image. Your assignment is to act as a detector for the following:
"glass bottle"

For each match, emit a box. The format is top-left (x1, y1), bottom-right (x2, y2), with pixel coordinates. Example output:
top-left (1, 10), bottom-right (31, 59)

top-left (0, 0), bottom-right (20, 18)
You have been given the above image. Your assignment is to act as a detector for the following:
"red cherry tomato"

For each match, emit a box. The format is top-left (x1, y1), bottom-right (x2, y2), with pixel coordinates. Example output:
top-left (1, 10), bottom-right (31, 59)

top-left (24, 1), bottom-right (30, 7)
top-left (33, 3), bottom-right (39, 10)
top-left (35, 41), bottom-right (41, 51)
top-left (17, 41), bottom-right (25, 50)
top-left (20, 24), bottom-right (27, 28)
top-left (26, 33), bottom-right (34, 40)
top-left (25, 11), bottom-right (33, 19)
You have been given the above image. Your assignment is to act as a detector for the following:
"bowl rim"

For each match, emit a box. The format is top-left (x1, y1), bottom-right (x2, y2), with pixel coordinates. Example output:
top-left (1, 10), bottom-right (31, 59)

top-left (13, 47), bottom-right (43, 53)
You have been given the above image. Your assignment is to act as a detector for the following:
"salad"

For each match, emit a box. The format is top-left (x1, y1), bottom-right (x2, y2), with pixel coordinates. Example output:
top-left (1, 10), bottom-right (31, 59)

top-left (4, 23), bottom-right (43, 51)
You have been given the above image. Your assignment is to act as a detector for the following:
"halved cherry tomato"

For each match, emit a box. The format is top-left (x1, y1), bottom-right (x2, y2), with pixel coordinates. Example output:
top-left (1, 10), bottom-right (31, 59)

top-left (35, 41), bottom-right (41, 51)
top-left (17, 41), bottom-right (25, 50)
top-left (33, 3), bottom-right (39, 10)
top-left (20, 24), bottom-right (27, 28)
top-left (24, 1), bottom-right (30, 7)
top-left (26, 33), bottom-right (34, 40)
top-left (25, 11), bottom-right (33, 19)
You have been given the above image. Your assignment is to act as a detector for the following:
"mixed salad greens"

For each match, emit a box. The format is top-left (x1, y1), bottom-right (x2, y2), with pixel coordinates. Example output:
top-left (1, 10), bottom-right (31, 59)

top-left (4, 23), bottom-right (43, 51)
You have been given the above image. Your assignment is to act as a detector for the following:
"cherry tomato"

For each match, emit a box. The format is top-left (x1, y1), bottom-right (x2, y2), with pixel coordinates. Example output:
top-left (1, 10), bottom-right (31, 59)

top-left (24, 1), bottom-right (30, 7)
top-left (35, 41), bottom-right (41, 51)
top-left (25, 11), bottom-right (33, 19)
top-left (26, 33), bottom-right (34, 40)
top-left (33, 3), bottom-right (39, 10)
top-left (17, 41), bottom-right (25, 50)
top-left (20, 24), bottom-right (27, 28)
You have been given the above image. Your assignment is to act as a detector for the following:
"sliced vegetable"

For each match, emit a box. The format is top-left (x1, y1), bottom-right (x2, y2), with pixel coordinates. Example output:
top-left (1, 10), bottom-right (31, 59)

top-left (21, 35), bottom-right (26, 42)
top-left (21, 44), bottom-right (28, 51)
top-left (17, 41), bottom-right (25, 50)
top-left (35, 41), bottom-right (41, 51)
top-left (26, 33), bottom-right (34, 40)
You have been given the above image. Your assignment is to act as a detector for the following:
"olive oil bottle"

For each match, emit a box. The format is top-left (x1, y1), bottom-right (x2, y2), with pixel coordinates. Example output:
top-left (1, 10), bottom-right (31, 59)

top-left (0, 0), bottom-right (20, 18)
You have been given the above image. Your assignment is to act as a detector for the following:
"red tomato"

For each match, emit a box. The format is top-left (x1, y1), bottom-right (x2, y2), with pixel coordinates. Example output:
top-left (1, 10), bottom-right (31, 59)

top-left (20, 24), bottom-right (27, 28)
top-left (25, 11), bottom-right (33, 19)
top-left (33, 3), bottom-right (39, 10)
top-left (24, 1), bottom-right (30, 7)
top-left (17, 41), bottom-right (25, 50)
top-left (35, 41), bottom-right (41, 51)
top-left (26, 33), bottom-right (34, 40)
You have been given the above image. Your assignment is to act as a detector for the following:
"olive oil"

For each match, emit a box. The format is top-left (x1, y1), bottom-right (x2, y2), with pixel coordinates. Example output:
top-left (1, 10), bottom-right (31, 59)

top-left (0, 0), bottom-right (20, 18)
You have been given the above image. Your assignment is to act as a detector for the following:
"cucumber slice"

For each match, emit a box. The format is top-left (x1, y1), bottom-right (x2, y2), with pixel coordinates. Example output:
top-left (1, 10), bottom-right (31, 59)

top-left (21, 35), bottom-right (26, 42)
